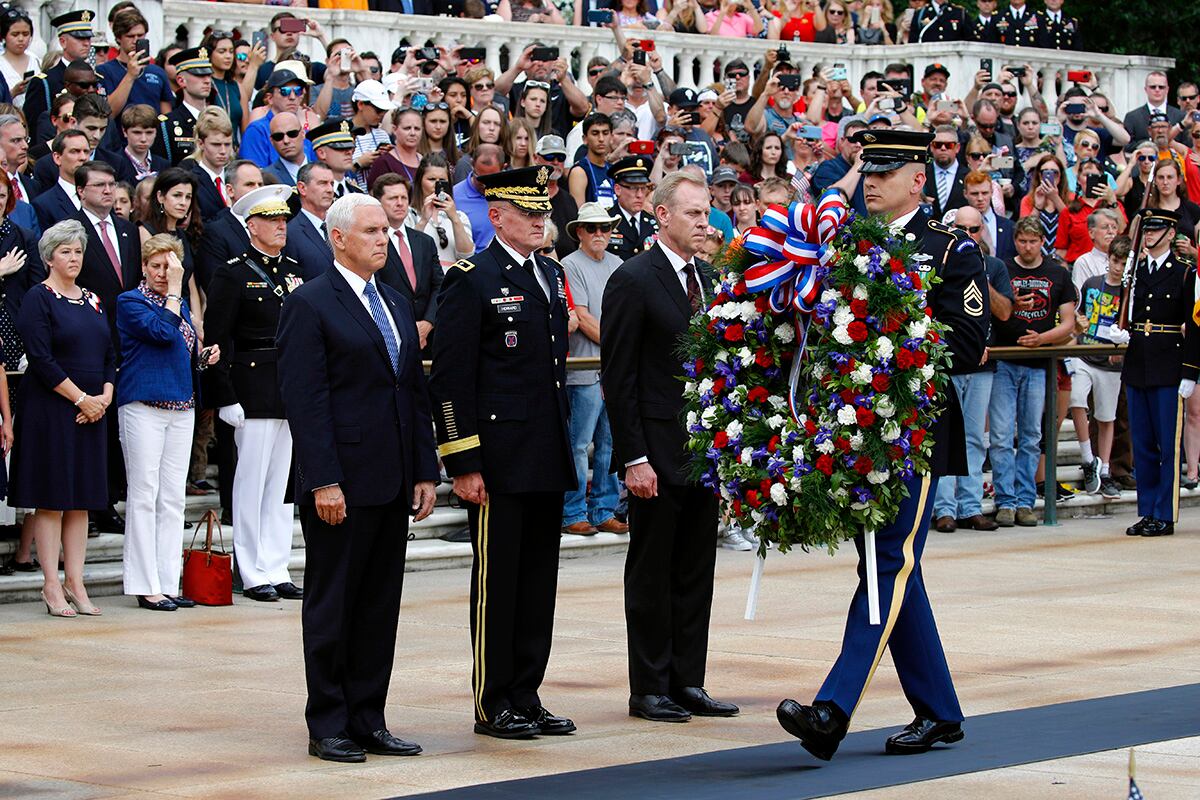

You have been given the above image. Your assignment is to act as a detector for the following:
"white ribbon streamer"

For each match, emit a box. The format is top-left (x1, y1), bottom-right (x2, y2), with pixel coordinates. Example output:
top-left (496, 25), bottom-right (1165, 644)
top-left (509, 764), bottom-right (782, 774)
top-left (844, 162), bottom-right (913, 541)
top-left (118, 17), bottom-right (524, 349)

top-left (865, 528), bottom-right (880, 625)
top-left (744, 552), bottom-right (766, 620)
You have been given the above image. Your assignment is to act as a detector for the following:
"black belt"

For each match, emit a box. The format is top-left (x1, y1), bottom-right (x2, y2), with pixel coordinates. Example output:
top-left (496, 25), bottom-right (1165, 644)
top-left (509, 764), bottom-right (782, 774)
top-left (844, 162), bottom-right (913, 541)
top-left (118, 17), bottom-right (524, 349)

top-left (235, 339), bottom-right (276, 350)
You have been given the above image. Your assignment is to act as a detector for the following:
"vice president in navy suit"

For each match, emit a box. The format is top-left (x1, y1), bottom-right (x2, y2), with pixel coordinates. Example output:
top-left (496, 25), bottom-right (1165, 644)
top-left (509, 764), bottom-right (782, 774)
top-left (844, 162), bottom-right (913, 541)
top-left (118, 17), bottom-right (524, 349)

top-left (277, 193), bottom-right (439, 764)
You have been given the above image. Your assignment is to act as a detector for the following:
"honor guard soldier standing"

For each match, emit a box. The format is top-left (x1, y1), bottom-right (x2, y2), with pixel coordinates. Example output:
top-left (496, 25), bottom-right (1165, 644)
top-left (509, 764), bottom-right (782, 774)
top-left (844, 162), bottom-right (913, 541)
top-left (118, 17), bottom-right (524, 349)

top-left (906, 0), bottom-right (966, 42)
top-left (429, 165), bottom-right (578, 741)
top-left (1114, 208), bottom-right (1200, 537)
top-left (968, 0), bottom-right (1002, 42)
top-left (1036, 0), bottom-right (1082, 50)
top-left (153, 48), bottom-right (214, 165)
top-left (203, 185), bottom-right (307, 602)
top-left (777, 129), bottom-right (989, 760)
top-left (997, 0), bottom-right (1042, 47)
top-left (307, 120), bottom-right (365, 199)
top-left (607, 155), bottom-right (658, 262)
top-left (25, 11), bottom-right (94, 145)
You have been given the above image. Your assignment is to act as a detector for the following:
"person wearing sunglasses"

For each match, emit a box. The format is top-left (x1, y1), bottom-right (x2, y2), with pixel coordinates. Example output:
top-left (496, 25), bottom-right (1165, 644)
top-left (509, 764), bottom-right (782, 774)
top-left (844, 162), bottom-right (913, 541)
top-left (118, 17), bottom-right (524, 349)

top-left (1122, 71), bottom-right (1185, 144)
top-left (23, 11), bottom-right (94, 151)
top-left (238, 67), bottom-right (316, 169)
top-left (1059, 90), bottom-right (1129, 169)
top-left (926, 124), bottom-right (966, 220)
top-left (263, 112), bottom-right (310, 187)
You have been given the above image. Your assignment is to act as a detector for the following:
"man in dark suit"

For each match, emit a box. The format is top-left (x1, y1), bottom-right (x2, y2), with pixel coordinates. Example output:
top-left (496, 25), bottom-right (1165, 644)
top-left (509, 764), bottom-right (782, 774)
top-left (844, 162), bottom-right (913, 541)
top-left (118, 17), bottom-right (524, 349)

top-left (906, 0), bottom-right (966, 42)
top-left (963, 171), bottom-right (1016, 261)
top-left (777, 129), bottom-right (989, 760)
top-left (926, 126), bottom-right (967, 220)
top-left (278, 193), bottom-right (439, 763)
top-left (196, 160), bottom-right (263, 291)
top-left (371, 173), bottom-right (442, 350)
top-left (607, 155), bottom-right (658, 262)
top-left (73, 160), bottom-right (141, 533)
top-left (32, 130), bottom-right (89, 232)
top-left (429, 166), bottom-right (577, 741)
top-left (263, 111), bottom-right (310, 187)
top-left (32, 92), bottom-right (132, 195)
top-left (1122, 73), bottom-right (1185, 144)
top-left (285, 162), bottom-right (335, 281)
top-left (187, 107), bottom-right (235, 223)
top-left (601, 170), bottom-right (739, 725)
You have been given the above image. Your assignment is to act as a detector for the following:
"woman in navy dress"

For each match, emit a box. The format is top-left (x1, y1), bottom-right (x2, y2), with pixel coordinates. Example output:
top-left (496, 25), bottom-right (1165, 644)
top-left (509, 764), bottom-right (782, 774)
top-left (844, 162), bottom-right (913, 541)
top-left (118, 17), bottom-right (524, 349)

top-left (9, 220), bottom-right (116, 617)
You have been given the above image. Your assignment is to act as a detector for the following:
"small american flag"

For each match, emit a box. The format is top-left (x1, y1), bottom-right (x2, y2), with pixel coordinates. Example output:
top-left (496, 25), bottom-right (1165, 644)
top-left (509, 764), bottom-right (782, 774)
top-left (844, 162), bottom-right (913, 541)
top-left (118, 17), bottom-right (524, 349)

top-left (1127, 748), bottom-right (1144, 800)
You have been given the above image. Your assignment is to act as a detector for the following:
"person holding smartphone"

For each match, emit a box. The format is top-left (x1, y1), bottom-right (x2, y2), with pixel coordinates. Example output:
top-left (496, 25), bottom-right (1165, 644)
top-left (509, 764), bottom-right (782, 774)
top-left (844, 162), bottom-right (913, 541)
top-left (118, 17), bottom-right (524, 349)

top-left (0, 7), bottom-right (35, 109)
top-left (96, 9), bottom-right (173, 117)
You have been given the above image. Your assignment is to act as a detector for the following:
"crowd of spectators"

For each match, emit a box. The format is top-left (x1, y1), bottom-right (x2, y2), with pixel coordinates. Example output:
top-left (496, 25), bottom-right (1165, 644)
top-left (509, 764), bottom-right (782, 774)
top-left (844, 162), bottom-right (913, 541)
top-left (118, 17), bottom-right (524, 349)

top-left (0, 0), bottom-right (1187, 588)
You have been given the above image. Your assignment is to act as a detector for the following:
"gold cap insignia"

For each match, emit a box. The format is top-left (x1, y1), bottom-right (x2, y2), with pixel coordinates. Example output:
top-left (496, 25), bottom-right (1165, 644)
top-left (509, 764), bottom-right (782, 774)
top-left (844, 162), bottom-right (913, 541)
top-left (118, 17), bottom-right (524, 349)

top-left (81, 11), bottom-right (92, 22)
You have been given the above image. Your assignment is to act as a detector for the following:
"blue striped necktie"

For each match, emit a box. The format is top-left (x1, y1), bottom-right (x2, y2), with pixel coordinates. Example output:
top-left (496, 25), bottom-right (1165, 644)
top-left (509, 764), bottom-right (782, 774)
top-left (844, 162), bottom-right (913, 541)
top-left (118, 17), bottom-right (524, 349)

top-left (363, 281), bottom-right (400, 374)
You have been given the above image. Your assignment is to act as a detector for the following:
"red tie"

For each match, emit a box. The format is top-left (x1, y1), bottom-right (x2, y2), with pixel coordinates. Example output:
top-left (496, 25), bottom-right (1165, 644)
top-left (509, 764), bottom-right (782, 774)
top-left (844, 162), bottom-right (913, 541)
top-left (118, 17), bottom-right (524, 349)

top-left (395, 229), bottom-right (417, 291)
top-left (98, 220), bottom-right (122, 283)
top-left (215, 176), bottom-right (227, 206)
top-left (9, 174), bottom-right (20, 203)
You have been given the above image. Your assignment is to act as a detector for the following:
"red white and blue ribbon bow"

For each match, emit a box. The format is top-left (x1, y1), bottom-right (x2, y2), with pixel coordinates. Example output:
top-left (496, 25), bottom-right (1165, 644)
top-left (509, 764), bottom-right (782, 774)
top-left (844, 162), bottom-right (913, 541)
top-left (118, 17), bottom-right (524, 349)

top-left (739, 189), bottom-right (849, 419)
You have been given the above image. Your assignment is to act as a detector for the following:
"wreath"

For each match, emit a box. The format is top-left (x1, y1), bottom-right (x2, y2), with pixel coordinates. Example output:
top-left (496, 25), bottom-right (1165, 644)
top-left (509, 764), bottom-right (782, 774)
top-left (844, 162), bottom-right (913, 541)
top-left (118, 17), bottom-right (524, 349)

top-left (681, 192), bottom-right (953, 554)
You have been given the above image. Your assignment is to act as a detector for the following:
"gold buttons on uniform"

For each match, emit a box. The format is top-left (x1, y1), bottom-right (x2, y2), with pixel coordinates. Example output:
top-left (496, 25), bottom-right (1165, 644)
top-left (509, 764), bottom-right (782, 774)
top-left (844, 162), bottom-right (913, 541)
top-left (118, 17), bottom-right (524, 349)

top-left (490, 414), bottom-right (497, 420)
top-left (250, 361), bottom-right (256, 367)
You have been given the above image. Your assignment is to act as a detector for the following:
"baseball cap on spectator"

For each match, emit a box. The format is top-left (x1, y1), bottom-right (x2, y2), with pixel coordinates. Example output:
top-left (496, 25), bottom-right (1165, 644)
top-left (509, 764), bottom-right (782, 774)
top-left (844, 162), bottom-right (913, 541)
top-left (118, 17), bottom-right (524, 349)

top-left (266, 69), bottom-right (309, 91)
top-left (274, 60), bottom-right (314, 84)
top-left (669, 87), bottom-right (699, 108)
top-left (353, 79), bottom-right (396, 111)
top-left (923, 63), bottom-right (950, 80)
top-left (981, 82), bottom-right (1003, 94)
top-left (391, 45), bottom-right (407, 66)
top-left (866, 113), bottom-right (893, 126)
top-left (710, 166), bottom-right (739, 185)
top-left (697, 89), bottom-right (718, 104)
top-left (837, 115), bottom-right (866, 139)
top-left (1148, 110), bottom-right (1170, 125)
top-left (724, 59), bottom-right (748, 76)
top-left (536, 134), bottom-right (568, 157)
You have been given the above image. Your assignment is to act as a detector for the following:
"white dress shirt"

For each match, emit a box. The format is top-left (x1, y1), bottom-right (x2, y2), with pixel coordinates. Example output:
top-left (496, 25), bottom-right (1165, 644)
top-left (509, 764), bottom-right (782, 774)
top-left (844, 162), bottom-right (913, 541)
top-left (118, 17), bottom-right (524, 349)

top-left (301, 208), bottom-right (327, 241)
top-left (888, 207), bottom-right (922, 233)
top-left (58, 176), bottom-right (81, 209)
top-left (495, 235), bottom-right (551, 300)
top-left (982, 208), bottom-right (1000, 253)
top-left (82, 206), bottom-right (119, 257)
top-left (333, 260), bottom-right (400, 345)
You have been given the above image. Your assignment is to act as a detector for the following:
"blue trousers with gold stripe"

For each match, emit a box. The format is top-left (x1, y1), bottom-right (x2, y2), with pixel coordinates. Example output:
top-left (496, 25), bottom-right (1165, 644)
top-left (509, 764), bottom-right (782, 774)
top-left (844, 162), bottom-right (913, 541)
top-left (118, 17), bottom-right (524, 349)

top-left (815, 474), bottom-right (963, 723)
top-left (1126, 386), bottom-right (1183, 522)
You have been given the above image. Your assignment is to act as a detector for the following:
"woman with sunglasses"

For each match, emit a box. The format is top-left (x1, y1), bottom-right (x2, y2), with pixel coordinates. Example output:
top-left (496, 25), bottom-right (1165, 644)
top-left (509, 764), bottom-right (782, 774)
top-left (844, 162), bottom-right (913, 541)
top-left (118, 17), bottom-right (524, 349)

top-left (419, 102), bottom-right (460, 165)
top-left (749, 131), bottom-right (791, 184)
top-left (506, 118), bottom-right (536, 169)
top-left (138, 169), bottom-right (204, 336)
top-left (454, 106), bottom-right (508, 182)
top-left (962, 134), bottom-right (1006, 214)
top-left (410, 153), bottom-right (473, 270)
top-left (824, 0), bottom-right (857, 43)
top-left (202, 31), bottom-right (263, 144)
top-left (516, 81), bottom-right (553, 138)
top-left (366, 107), bottom-right (423, 190)
top-left (1115, 142), bottom-right (1159, 219)
top-left (0, 9), bottom-right (34, 109)
top-left (1019, 153), bottom-right (1069, 260)
top-left (464, 66), bottom-right (506, 117)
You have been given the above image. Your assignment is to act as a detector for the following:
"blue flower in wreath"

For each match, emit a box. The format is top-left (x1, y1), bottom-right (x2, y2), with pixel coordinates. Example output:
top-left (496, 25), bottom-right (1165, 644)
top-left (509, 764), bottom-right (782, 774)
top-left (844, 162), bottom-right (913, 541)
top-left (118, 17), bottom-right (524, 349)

top-left (853, 487), bottom-right (875, 504)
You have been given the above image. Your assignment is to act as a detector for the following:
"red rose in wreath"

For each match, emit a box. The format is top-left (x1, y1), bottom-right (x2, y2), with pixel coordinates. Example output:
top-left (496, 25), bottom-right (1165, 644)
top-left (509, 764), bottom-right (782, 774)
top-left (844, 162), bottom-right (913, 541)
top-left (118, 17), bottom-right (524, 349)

top-left (871, 374), bottom-right (890, 392)
top-left (713, 431), bottom-right (729, 448)
top-left (856, 406), bottom-right (876, 427)
top-left (854, 456), bottom-right (874, 475)
top-left (815, 454), bottom-right (835, 475)
top-left (755, 349), bottom-right (774, 368)
top-left (896, 348), bottom-right (915, 369)
top-left (723, 324), bottom-right (744, 342)
top-left (847, 321), bottom-right (869, 342)
top-left (850, 298), bottom-right (868, 319)
top-left (748, 386), bottom-right (771, 404)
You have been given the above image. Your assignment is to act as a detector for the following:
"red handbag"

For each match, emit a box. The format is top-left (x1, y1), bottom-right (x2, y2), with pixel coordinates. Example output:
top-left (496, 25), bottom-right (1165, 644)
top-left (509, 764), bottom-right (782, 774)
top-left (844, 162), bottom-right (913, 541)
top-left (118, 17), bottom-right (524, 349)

top-left (182, 509), bottom-right (234, 606)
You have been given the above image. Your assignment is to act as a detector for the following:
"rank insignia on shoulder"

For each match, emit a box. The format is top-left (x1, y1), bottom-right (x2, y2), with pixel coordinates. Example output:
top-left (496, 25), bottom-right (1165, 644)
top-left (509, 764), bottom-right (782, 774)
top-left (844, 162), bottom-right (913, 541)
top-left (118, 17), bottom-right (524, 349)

top-left (451, 259), bottom-right (475, 272)
top-left (226, 256), bottom-right (241, 264)
top-left (158, 114), bottom-right (169, 122)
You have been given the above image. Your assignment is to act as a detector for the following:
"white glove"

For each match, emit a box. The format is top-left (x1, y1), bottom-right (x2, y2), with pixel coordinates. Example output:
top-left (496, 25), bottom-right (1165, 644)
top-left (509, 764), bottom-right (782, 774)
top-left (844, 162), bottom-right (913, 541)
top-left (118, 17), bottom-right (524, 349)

top-left (218, 403), bottom-right (246, 429)
top-left (1180, 380), bottom-right (1196, 400)
top-left (1104, 325), bottom-right (1130, 346)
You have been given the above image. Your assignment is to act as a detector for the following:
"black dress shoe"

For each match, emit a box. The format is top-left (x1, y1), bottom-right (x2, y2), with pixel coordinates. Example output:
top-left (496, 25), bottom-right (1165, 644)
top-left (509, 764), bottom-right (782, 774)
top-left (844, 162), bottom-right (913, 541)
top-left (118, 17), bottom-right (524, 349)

top-left (168, 595), bottom-right (197, 608)
top-left (243, 584), bottom-right (280, 601)
top-left (6, 557), bottom-right (39, 572)
top-left (628, 694), bottom-right (691, 722)
top-left (220, 510), bottom-right (233, 526)
top-left (1126, 517), bottom-right (1153, 536)
top-left (672, 687), bottom-right (739, 717)
top-left (137, 596), bottom-right (178, 611)
top-left (92, 508), bottom-right (125, 534)
top-left (273, 581), bottom-right (303, 599)
top-left (1141, 519), bottom-right (1174, 536)
top-left (885, 717), bottom-right (964, 754)
top-left (474, 709), bottom-right (540, 739)
top-left (308, 735), bottom-right (366, 763)
top-left (776, 699), bottom-right (848, 761)
top-left (352, 729), bottom-right (422, 756)
top-left (520, 705), bottom-right (576, 735)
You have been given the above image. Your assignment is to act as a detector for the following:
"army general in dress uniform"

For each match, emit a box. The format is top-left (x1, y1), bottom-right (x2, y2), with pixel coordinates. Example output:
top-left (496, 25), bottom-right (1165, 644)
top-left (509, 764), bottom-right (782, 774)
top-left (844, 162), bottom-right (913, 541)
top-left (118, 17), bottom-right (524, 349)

top-left (429, 165), bottom-right (578, 740)
top-left (1118, 208), bottom-right (1200, 537)
top-left (1036, 0), bottom-right (1082, 50)
top-left (777, 129), bottom-right (989, 761)
top-left (152, 47), bottom-right (214, 165)
top-left (607, 155), bottom-right (658, 262)
top-left (906, 0), bottom-right (966, 42)
top-left (203, 185), bottom-right (306, 602)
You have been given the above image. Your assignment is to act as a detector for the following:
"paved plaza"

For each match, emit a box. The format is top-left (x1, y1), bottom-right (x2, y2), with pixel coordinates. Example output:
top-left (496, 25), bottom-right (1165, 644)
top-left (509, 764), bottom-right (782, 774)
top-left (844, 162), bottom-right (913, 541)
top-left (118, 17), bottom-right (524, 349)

top-left (0, 514), bottom-right (1197, 799)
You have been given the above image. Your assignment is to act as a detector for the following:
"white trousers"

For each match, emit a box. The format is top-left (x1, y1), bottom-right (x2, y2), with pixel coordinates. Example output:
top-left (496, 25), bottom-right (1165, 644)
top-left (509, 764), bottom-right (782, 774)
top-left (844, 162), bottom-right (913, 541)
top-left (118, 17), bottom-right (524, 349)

top-left (233, 418), bottom-right (294, 588)
top-left (120, 403), bottom-right (194, 596)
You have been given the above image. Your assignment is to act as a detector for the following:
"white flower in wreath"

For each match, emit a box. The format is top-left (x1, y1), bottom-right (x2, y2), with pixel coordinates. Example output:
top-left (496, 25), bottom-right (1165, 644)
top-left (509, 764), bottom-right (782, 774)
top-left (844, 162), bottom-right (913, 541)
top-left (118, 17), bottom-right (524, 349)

top-left (701, 406), bottom-right (718, 428)
top-left (750, 510), bottom-right (765, 524)
top-left (867, 468), bottom-right (890, 485)
top-left (791, 444), bottom-right (807, 462)
top-left (854, 254), bottom-right (870, 274)
top-left (849, 431), bottom-right (864, 450)
top-left (851, 363), bottom-right (873, 385)
top-left (836, 405), bottom-right (858, 426)
top-left (908, 377), bottom-right (922, 394)
top-left (716, 349), bottom-right (730, 362)
top-left (833, 324), bottom-right (854, 345)
top-left (812, 362), bottom-right (828, 380)
top-left (726, 419), bottom-right (743, 439)
top-left (873, 337), bottom-right (894, 361)
top-left (698, 378), bottom-right (714, 395)
top-left (769, 482), bottom-right (789, 505)
top-left (768, 395), bottom-right (788, 411)
top-left (740, 301), bottom-right (759, 320)
top-left (833, 487), bottom-right (849, 501)
top-left (816, 438), bottom-right (835, 454)
top-left (820, 288), bottom-right (840, 304)
top-left (775, 323), bottom-right (795, 343)
top-left (881, 420), bottom-right (902, 442)
top-left (738, 346), bottom-right (753, 362)
top-left (684, 382), bottom-right (697, 396)
top-left (767, 414), bottom-right (785, 429)
top-left (905, 232), bottom-right (916, 241)
top-left (740, 447), bottom-right (754, 465)
top-left (907, 319), bottom-right (928, 339)
top-left (919, 364), bottom-right (935, 381)
top-left (876, 395), bottom-right (896, 418)
top-left (686, 410), bottom-right (698, 428)
top-left (852, 284), bottom-right (869, 300)
top-left (833, 305), bottom-right (854, 327)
